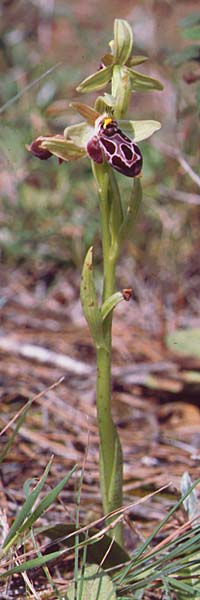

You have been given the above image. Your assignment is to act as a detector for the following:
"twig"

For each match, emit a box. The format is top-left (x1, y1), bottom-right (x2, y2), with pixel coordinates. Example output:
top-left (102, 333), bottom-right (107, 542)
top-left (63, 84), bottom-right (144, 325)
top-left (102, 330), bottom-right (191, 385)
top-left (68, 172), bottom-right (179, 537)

top-left (153, 141), bottom-right (200, 188)
top-left (0, 337), bottom-right (93, 375)
top-left (159, 186), bottom-right (200, 205)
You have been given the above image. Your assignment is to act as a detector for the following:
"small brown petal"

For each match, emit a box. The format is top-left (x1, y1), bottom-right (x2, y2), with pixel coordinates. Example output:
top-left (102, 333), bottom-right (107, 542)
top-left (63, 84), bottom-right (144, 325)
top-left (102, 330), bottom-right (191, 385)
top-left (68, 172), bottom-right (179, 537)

top-left (28, 134), bottom-right (64, 161)
top-left (122, 287), bottom-right (133, 301)
top-left (29, 136), bottom-right (53, 160)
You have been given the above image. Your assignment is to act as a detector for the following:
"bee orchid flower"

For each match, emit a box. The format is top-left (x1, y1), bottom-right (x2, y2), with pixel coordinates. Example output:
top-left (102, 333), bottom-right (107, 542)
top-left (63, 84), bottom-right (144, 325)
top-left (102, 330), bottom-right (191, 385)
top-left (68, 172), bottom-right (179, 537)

top-left (28, 107), bottom-right (161, 178)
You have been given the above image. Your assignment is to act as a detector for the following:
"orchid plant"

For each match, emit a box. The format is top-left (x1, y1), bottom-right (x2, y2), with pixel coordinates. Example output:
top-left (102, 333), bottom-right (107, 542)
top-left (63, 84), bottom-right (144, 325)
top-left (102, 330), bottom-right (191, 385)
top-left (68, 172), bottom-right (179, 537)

top-left (29, 19), bottom-right (163, 547)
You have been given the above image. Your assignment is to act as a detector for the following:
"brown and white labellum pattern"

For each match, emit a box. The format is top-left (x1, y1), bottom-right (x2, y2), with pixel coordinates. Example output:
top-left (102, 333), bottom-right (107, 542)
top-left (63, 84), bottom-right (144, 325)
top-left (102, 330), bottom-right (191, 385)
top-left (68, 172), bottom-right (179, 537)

top-left (87, 117), bottom-right (143, 178)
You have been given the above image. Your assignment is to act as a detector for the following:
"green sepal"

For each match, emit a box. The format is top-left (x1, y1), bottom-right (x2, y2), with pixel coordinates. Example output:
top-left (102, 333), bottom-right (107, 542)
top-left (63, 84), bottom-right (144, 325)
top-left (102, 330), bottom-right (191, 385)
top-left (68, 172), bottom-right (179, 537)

top-left (127, 67), bottom-right (163, 91)
top-left (41, 137), bottom-right (86, 161)
top-left (128, 55), bottom-right (148, 67)
top-left (94, 94), bottom-right (115, 113)
top-left (111, 65), bottom-right (132, 118)
top-left (116, 178), bottom-right (142, 257)
top-left (113, 19), bottom-right (133, 65)
top-left (64, 121), bottom-right (94, 148)
top-left (76, 66), bottom-right (112, 93)
top-left (118, 119), bottom-right (161, 142)
top-left (70, 102), bottom-right (99, 125)
top-left (80, 246), bottom-right (103, 346)
top-left (101, 292), bottom-right (124, 321)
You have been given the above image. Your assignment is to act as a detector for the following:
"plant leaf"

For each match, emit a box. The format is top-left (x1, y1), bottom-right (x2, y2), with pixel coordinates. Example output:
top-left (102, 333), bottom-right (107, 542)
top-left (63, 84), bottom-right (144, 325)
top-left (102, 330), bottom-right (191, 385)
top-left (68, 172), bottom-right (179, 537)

top-left (119, 119), bottom-right (161, 141)
top-left (101, 292), bottom-right (124, 321)
top-left (80, 247), bottom-right (103, 346)
top-left (0, 547), bottom-right (66, 578)
top-left (39, 523), bottom-right (130, 569)
top-left (2, 457), bottom-right (54, 552)
top-left (66, 564), bottom-right (117, 600)
top-left (19, 465), bottom-right (78, 534)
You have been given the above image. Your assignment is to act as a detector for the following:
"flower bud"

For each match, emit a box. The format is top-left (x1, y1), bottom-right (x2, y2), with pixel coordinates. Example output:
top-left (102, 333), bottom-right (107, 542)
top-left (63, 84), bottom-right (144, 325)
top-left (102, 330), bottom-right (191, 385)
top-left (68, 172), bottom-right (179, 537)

top-left (28, 136), bottom-right (53, 160)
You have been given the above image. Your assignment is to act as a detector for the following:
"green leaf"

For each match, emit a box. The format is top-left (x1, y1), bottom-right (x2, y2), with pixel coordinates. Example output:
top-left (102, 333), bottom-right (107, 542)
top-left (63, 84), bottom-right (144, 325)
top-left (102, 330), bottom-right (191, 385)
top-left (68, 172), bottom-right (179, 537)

top-left (70, 102), bottom-right (99, 125)
top-left (166, 328), bottom-right (200, 359)
top-left (119, 119), bottom-right (161, 142)
top-left (128, 68), bottom-right (163, 91)
top-left (113, 19), bottom-right (133, 65)
top-left (0, 547), bottom-right (66, 578)
top-left (19, 465), bottom-right (77, 534)
top-left (182, 26), bottom-right (200, 41)
top-left (101, 292), bottom-right (124, 321)
top-left (80, 247), bottom-right (103, 346)
top-left (66, 564), bottom-right (117, 600)
top-left (41, 137), bottom-right (86, 161)
top-left (77, 66), bottom-right (112, 93)
top-left (2, 457), bottom-right (53, 552)
top-left (39, 523), bottom-right (130, 569)
top-left (64, 121), bottom-right (94, 148)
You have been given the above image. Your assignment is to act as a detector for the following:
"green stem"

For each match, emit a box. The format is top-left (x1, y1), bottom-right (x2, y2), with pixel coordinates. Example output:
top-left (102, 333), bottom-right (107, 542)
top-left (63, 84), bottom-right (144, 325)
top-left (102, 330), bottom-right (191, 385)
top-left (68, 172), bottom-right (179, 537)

top-left (94, 163), bottom-right (123, 546)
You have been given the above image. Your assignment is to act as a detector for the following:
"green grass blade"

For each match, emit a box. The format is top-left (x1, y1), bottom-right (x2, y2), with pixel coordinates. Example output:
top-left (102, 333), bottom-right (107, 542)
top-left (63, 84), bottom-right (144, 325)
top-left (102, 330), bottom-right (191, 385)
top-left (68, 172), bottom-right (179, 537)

top-left (115, 478), bottom-right (200, 585)
top-left (0, 63), bottom-right (61, 114)
top-left (0, 546), bottom-right (68, 579)
top-left (30, 529), bottom-right (64, 600)
top-left (2, 456), bottom-right (54, 552)
top-left (20, 464), bottom-right (78, 533)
